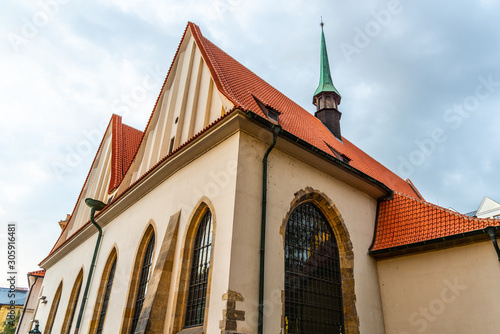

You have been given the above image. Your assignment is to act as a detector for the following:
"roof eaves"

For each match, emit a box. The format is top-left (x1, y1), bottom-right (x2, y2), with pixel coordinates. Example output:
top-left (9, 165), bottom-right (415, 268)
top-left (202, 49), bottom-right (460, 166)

top-left (41, 107), bottom-right (239, 264)
top-left (245, 109), bottom-right (393, 198)
top-left (45, 116), bottom-right (116, 258)
top-left (369, 225), bottom-right (499, 257)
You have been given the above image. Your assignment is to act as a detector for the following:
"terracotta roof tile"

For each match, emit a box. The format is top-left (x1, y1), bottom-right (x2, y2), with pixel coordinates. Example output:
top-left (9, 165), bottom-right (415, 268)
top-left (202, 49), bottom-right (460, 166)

top-left (43, 22), bottom-right (424, 264)
top-left (371, 192), bottom-right (500, 251)
top-left (28, 269), bottom-right (45, 277)
top-left (188, 22), bottom-right (419, 197)
top-left (109, 115), bottom-right (143, 193)
top-left (43, 116), bottom-right (141, 262)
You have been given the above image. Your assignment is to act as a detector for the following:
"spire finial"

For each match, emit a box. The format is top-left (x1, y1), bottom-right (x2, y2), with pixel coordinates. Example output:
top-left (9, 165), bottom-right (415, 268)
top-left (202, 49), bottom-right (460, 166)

top-left (313, 20), bottom-right (343, 140)
top-left (313, 20), bottom-right (340, 99)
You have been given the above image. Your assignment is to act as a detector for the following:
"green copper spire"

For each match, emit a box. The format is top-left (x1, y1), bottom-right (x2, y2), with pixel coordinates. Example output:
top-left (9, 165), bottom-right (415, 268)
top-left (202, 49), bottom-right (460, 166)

top-left (314, 22), bottom-right (341, 98)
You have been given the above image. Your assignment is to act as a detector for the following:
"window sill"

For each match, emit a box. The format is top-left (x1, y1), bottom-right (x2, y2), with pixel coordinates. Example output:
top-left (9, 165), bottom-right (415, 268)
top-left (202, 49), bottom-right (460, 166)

top-left (176, 326), bottom-right (204, 334)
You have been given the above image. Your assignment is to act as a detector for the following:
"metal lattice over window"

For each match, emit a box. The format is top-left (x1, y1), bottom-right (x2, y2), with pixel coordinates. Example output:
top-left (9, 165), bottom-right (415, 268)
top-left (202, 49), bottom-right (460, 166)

top-left (285, 203), bottom-right (344, 334)
top-left (131, 232), bottom-right (155, 333)
top-left (97, 257), bottom-right (117, 334)
top-left (65, 278), bottom-right (82, 334)
top-left (185, 210), bottom-right (213, 327)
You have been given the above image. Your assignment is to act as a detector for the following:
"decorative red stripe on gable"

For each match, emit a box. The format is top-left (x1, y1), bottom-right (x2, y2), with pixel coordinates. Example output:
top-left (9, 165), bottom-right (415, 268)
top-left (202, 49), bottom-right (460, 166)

top-left (109, 115), bottom-right (143, 193)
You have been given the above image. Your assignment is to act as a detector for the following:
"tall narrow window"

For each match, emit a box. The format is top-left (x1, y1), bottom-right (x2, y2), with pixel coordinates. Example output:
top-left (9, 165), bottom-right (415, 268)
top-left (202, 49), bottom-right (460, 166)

top-left (284, 203), bottom-right (344, 334)
top-left (185, 210), bottom-right (213, 327)
top-left (96, 257), bottom-right (117, 334)
top-left (45, 282), bottom-right (63, 334)
top-left (130, 232), bottom-right (155, 333)
top-left (61, 270), bottom-right (83, 334)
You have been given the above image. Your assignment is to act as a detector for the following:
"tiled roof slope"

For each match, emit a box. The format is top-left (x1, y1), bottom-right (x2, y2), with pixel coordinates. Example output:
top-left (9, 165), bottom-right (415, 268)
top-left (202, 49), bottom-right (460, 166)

top-left (371, 192), bottom-right (500, 251)
top-left (109, 115), bottom-right (143, 193)
top-left (189, 23), bottom-right (418, 198)
top-left (46, 115), bottom-right (141, 258)
top-left (28, 269), bottom-right (45, 277)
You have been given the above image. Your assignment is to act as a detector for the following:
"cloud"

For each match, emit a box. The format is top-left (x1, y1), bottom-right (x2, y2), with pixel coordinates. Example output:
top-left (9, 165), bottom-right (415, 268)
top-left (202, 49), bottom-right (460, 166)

top-left (1, 0), bottom-right (499, 286)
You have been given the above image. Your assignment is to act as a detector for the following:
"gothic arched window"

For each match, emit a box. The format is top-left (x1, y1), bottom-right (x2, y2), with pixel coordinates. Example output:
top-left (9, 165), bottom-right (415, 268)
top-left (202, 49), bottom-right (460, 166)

top-left (185, 210), bottom-right (213, 327)
top-left (130, 231), bottom-right (155, 333)
top-left (284, 203), bottom-right (344, 334)
top-left (90, 249), bottom-right (118, 334)
top-left (45, 281), bottom-right (63, 334)
top-left (61, 270), bottom-right (83, 334)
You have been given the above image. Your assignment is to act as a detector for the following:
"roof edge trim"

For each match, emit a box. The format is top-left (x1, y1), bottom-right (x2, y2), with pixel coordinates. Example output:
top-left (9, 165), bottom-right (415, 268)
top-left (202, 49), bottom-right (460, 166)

top-left (245, 109), bottom-right (393, 198)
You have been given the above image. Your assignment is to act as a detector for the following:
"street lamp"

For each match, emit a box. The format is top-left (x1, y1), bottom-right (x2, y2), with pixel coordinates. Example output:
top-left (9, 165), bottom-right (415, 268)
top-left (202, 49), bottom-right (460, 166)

top-left (29, 322), bottom-right (41, 334)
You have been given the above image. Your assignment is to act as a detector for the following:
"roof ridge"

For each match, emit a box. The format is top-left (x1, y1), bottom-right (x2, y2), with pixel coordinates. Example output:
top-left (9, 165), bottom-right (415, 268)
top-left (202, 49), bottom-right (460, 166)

top-left (393, 191), bottom-right (498, 222)
top-left (372, 191), bottom-right (500, 252)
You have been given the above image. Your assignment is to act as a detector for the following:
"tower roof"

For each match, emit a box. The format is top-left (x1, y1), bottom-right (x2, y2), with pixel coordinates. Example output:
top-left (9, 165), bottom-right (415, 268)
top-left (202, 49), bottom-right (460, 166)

top-left (314, 23), bottom-right (341, 98)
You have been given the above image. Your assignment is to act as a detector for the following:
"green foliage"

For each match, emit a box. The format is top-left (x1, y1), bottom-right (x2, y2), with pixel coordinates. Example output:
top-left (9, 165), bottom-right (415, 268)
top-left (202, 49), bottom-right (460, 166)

top-left (2, 310), bottom-right (20, 334)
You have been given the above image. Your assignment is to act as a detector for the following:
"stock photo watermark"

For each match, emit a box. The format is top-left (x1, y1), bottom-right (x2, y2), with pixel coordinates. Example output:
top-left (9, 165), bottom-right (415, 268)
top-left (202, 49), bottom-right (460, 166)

top-left (340, 0), bottom-right (407, 63)
top-left (8, 0), bottom-right (73, 53)
top-left (50, 65), bottom-right (166, 181)
top-left (398, 277), bottom-right (467, 334)
top-left (5, 222), bottom-right (18, 326)
top-left (398, 74), bottom-right (500, 178)
top-left (212, 0), bottom-right (243, 19)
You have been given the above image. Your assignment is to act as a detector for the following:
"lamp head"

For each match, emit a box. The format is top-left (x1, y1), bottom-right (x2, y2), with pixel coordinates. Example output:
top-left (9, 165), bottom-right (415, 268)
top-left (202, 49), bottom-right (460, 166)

top-left (29, 323), bottom-right (41, 334)
top-left (85, 198), bottom-right (107, 211)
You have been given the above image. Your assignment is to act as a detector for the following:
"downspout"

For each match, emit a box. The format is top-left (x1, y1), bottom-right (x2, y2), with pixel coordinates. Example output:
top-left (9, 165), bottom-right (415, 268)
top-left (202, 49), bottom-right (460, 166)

top-left (74, 198), bottom-right (106, 334)
top-left (258, 125), bottom-right (282, 334)
top-left (485, 226), bottom-right (500, 262)
top-left (15, 275), bottom-right (39, 334)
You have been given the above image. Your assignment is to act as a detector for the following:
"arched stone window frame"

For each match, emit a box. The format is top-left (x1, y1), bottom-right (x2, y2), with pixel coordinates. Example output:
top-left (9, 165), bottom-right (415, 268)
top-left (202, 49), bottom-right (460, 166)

top-left (60, 268), bottom-right (84, 334)
top-left (120, 223), bottom-right (156, 334)
top-left (89, 246), bottom-right (118, 334)
top-left (171, 199), bottom-right (216, 334)
top-left (45, 280), bottom-right (63, 334)
top-left (280, 187), bottom-right (359, 334)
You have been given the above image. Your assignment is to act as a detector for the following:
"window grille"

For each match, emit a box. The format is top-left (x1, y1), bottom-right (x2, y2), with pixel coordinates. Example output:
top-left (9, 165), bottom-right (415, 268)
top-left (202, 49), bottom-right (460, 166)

top-left (45, 283), bottom-right (62, 334)
top-left (96, 257), bottom-right (117, 334)
top-left (285, 203), bottom-right (344, 334)
top-left (65, 279), bottom-right (82, 334)
top-left (185, 210), bottom-right (213, 327)
top-left (131, 232), bottom-right (155, 333)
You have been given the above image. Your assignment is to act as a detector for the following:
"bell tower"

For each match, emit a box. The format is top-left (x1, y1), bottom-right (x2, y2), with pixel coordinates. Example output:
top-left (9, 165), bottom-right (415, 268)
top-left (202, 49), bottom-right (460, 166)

top-left (313, 21), bottom-right (342, 140)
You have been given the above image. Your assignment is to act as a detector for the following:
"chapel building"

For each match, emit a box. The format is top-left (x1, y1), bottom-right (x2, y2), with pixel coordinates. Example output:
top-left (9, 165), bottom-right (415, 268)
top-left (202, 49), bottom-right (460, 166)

top-left (30, 22), bottom-right (500, 334)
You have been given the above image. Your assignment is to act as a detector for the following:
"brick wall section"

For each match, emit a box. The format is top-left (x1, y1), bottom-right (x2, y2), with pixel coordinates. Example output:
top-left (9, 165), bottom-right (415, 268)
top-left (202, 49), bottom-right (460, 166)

top-left (219, 290), bottom-right (245, 333)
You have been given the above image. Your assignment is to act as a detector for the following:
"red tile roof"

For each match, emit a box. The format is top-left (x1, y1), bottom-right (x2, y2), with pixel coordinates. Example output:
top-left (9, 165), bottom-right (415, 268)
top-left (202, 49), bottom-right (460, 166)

top-left (28, 269), bottom-right (45, 277)
top-left (188, 22), bottom-right (419, 198)
top-left (371, 192), bottom-right (500, 252)
top-left (109, 115), bottom-right (143, 193)
top-left (44, 115), bottom-right (142, 260)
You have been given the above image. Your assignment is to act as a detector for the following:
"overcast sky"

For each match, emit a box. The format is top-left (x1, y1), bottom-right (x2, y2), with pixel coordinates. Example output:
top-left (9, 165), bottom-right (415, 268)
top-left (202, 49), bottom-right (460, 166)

top-left (1, 0), bottom-right (499, 287)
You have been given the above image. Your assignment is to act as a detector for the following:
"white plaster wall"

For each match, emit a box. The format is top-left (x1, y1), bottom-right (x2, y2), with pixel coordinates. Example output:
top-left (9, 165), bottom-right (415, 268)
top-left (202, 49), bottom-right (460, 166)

top-left (36, 251), bottom-right (89, 333)
top-left (378, 241), bottom-right (500, 334)
top-left (39, 129), bottom-right (387, 334)
top-left (127, 33), bottom-right (232, 188)
top-left (229, 132), bottom-right (385, 334)
top-left (38, 133), bottom-right (241, 334)
top-left (17, 277), bottom-right (43, 334)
